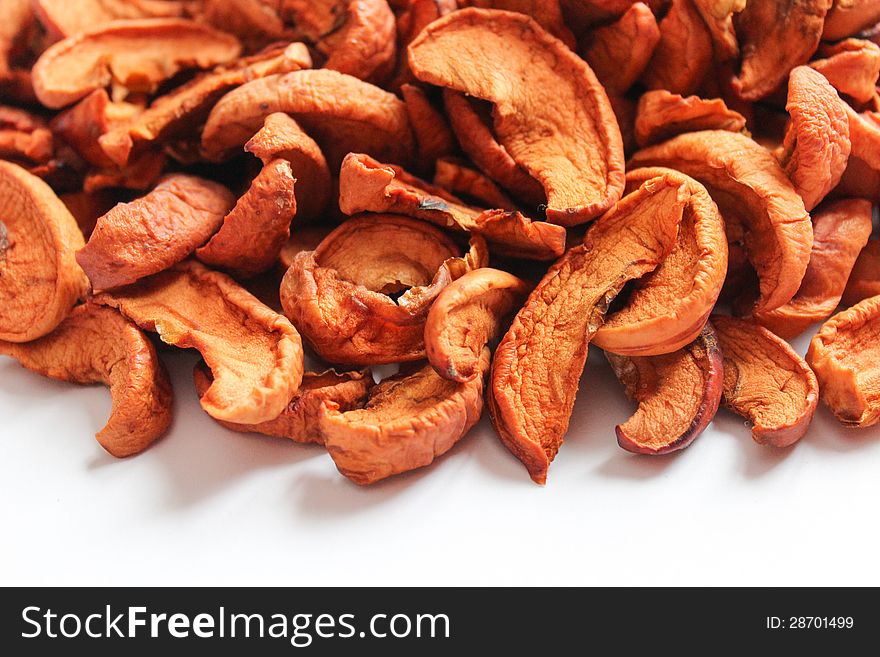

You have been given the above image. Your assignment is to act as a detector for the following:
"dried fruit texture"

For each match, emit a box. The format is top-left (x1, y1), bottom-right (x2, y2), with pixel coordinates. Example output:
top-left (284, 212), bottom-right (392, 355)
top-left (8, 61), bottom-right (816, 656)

top-left (49, 89), bottom-right (141, 168)
top-left (581, 2), bottom-right (660, 96)
top-left (807, 296), bottom-right (880, 427)
top-left (629, 130), bottom-right (813, 313)
top-left (634, 90), bottom-right (746, 147)
top-left (33, 0), bottom-right (186, 40)
top-left (338, 153), bottom-right (566, 260)
top-left (60, 189), bottom-right (120, 238)
top-left (312, 0), bottom-right (397, 83)
top-left (98, 43), bottom-right (312, 168)
top-left (466, 0), bottom-right (576, 47)
top-left (31, 19), bottom-right (242, 109)
top-left (690, 0), bottom-right (745, 62)
top-left (201, 69), bottom-right (414, 168)
top-left (823, 0), bottom-right (880, 40)
top-left (559, 0), bottom-right (635, 31)
top-left (83, 148), bottom-right (167, 193)
top-left (400, 84), bottom-right (456, 166)
top-left (732, 0), bottom-right (832, 101)
top-left (200, 0), bottom-right (288, 51)
top-left (96, 260), bottom-right (303, 424)
top-left (196, 160), bottom-right (295, 277)
top-left (843, 239), bottom-right (880, 306)
top-left (389, 0), bottom-right (457, 88)
top-left (409, 8), bottom-right (625, 225)
top-left (442, 90), bottom-right (545, 208)
top-left (0, 105), bottom-right (53, 164)
top-left (713, 315), bottom-right (819, 447)
top-left (0, 303), bottom-right (171, 456)
top-left (425, 268), bottom-right (530, 382)
top-left (754, 199), bottom-right (873, 339)
top-left (606, 323), bottom-right (723, 455)
top-left (641, 0), bottom-right (714, 96)
top-left (280, 214), bottom-right (486, 365)
top-left (594, 167), bottom-right (727, 356)
top-left (278, 225), bottom-right (335, 270)
top-left (812, 39), bottom-right (880, 104)
top-left (432, 158), bottom-right (517, 210)
top-left (844, 104), bottom-right (880, 169)
top-left (778, 67), bottom-right (852, 212)
top-left (321, 351), bottom-right (489, 484)
top-left (76, 174), bottom-right (233, 290)
top-left (0, 0), bottom-right (33, 79)
top-left (489, 176), bottom-right (685, 484)
top-left (194, 362), bottom-right (372, 443)
top-left (244, 112), bottom-right (330, 223)
top-left (0, 161), bottom-right (87, 343)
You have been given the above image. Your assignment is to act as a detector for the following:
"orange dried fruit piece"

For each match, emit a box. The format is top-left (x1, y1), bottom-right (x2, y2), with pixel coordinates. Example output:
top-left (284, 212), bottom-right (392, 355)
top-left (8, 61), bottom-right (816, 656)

top-left (732, 0), bottom-right (832, 101)
top-left (441, 90), bottom-right (545, 209)
top-left (196, 159), bottom-right (296, 277)
top-left (76, 174), bottom-right (235, 290)
top-left (338, 153), bottom-right (566, 260)
top-left (425, 267), bottom-right (530, 382)
top-left (607, 323), bottom-right (723, 455)
top-left (278, 225), bottom-right (335, 271)
top-left (713, 315), bottom-right (819, 447)
top-left (489, 176), bottom-right (686, 484)
top-left (469, 0), bottom-right (576, 47)
top-left (83, 148), bottom-right (167, 193)
top-left (95, 260), bottom-right (303, 424)
top-left (593, 167), bottom-right (727, 356)
top-left (0, 160), bottom-right (87, 343)
top-left (33, 0), bottom-right (185, 40)
top-left (580, 2), bottom-right (660, 96)
top-left (843, 238), bottom-right (880, 307)
top-left (0, 302), bottom-right (172, 457)
top-left (807, 295), bottom-right (880, 427)
top-left (321, 350), bottom-right (489, 485)
top-left (400, 83), bottom-right (456, 166)
top-left (389, 0), bottom-right (457, 89)
top-left (194, 362), bottom-right (372, 444)
top-left (31, 18), bottom-right (242, 109)
top-left (634, 90), bottom-right (746, 147)
top-left (630, 130), bottom-right (813, 314)
top-left (641, 0), bottom-right (713, 96)
top-left (201, 68), bottom-right (414, 168)
top-left (98, 43), bottom-right (312, 168)
top-left (0, 105), bottom-right (53, 164)
top-left (281, 214), bottom-right (486, 365)
top-left (0, 0), bottom-right (34, 80)
top-left (244, 112), bottom-right (330, 223)
top-left (409, 7), bottom-right (625, 225)
top-left (754, 199), bottom-right (873, 339)
top-left (690, 0), bottom-right (745, 62)
top-left (823, 0), bottom-right (880, 40)
top-left (811, 38), bottom-right (880, 105)
top-left (432, 158), bottom-right (517, 210)
top-left (778, 66), bottom-right (851, 212)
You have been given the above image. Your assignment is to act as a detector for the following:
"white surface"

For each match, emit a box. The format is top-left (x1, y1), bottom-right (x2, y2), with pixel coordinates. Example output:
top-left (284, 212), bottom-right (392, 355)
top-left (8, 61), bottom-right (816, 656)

top-left (2, 330), bottom-right (879, 587)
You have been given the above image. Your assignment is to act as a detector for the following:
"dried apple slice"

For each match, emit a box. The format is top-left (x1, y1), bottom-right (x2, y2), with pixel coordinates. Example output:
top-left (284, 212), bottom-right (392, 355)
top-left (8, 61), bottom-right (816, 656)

top-left (76, 174), bottom-right (235, 290)
top-left (843, 239), bottom-right (880, 307)
top-left (281, 214), bottom-right (487, 366)
top-left (691, 0), bottom-right (745, 61)
top-left (629, 130), bottom-right (813, 313)
top-left (778, 66), bottom-right (851, 212)
top-left (641, 0), bottom-right (713, 96)
top-left (0, 160), bottom-right (87, 343)
top-left (713, 315), bottom-right (819, 447)
top-left (0, 105), bottom-right (53, 164)
top-left (607, 323), bottom-right (723, 455)
top-left (200, 69), bottom-right (414, 168)
top-left (811, 38), bottom-right (880, 104)
top-left (634, 90), bottom-right (746, 147)
top-left (432, 158), bottom-right (517, 210)
top-left (400, 84), bottom-right (456, 165)
top-left (321, 350), bottom-right (489, 485)
top-left (31, 18), bottom-right (242, 108)
top-left (409, 7), bottom-right (625, 225)
top-left (194, 362), bottom-right (372, 444)
top-left (593, 167), bottom-right (727, 356)
top-left (754, 199), bottom-right (873, 339)
top-left (808, 295), bottom-right (880, 427)
top-left (0, 303), bottom-right (172, 457)
top-left (425, 267), bottom-right (530, 382)
top-left (33, 0), bottom-right (185, 40)
top-left (823, 0), bottom-right (880, 40)
top-left (732, 0), bottom-right (831, 101)
top-left (490, 175), bottom-right (686, 484)
top-left (95, 260), bottom-right (303, 425)
top-left (338, 153), bottom-right (566, 260)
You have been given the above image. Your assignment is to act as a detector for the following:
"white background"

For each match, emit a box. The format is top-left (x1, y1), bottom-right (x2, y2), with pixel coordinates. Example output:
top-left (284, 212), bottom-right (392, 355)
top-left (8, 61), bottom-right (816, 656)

top-left (2, 329), bottom-right (878, 586)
